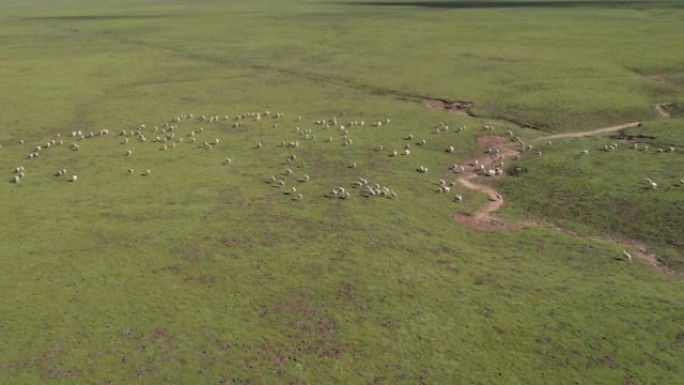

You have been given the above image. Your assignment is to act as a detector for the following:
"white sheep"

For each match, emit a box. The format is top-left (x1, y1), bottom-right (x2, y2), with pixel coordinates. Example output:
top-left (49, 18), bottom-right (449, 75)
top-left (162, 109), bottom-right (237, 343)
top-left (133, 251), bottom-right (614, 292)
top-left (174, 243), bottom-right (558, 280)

top-left (622, 250), bottom-right (633, 262)
top-left (69, 175), bottom-right (78, 182)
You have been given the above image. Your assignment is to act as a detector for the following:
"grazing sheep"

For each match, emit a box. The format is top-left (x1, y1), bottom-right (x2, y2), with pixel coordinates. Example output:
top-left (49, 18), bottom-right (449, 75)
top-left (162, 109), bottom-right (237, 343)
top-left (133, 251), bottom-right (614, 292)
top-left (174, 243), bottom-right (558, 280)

top-left (10, 175), bottom-right (21, 184)
top-left (301, 174), bottom-right (310, 183)
top-left (142, 169), bottom-right (151, 176)
top-left (124, 150), bottom-right (132, 156)
top-left (453, 194), bottom-right (463, 202)
top-left (69, 175), bottom-right (78, 182)
top-left (622, 250), bottom-right (633, 262)
top-left (580, 149), bottom-right (589, 155)
top-left (437, 185), bottom-right (451, 193)
top-left (446, 145), bottom-right (454, 153)
top-left (127, 169), bottom-right (134, 174)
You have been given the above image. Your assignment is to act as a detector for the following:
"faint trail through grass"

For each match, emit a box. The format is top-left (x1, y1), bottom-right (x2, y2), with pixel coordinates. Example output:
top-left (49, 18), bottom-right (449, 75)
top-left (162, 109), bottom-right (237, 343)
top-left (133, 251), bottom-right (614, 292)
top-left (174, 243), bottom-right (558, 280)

top-left (452, 115), bottom-right (678, 276)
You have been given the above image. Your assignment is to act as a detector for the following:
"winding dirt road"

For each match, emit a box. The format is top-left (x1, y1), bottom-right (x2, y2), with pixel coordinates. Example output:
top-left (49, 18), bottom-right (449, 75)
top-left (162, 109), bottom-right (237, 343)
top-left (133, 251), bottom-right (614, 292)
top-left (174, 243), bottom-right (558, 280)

top-left (532, 121), bottom-right (642, 142)
top-left (450, 117), bottom-right (677, 275)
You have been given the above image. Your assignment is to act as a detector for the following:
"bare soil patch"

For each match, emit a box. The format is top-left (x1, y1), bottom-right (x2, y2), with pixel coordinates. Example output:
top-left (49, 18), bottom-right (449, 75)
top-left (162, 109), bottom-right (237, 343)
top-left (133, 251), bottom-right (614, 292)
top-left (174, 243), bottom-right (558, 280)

top-left (423, 98), bottom-right (473, 116)
top-left (655, 103), bottom-right (672, 118)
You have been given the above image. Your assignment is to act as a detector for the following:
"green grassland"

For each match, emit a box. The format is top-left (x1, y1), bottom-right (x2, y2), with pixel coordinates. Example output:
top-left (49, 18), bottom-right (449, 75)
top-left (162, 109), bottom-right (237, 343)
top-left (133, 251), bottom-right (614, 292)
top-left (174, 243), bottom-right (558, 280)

top-left (1, 0), bottom-right (683, 384)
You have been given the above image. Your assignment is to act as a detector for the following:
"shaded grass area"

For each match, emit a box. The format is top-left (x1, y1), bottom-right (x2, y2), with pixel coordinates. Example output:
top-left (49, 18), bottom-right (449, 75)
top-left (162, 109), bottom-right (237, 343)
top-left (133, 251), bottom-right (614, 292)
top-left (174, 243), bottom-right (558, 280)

top-left (343, 0), bottom-right (684, 9)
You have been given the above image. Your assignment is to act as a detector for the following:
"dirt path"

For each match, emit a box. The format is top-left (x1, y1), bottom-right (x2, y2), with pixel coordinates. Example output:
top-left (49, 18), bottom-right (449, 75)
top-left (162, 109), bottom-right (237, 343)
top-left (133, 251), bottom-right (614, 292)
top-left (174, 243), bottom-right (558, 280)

top-left (452, 135), bottom-right (526, 231)
top-left (450, 118), bottom-right (677, 276)
top-left (532, 121), bottom-right (642, 142)
top-left (455, 120), bottom-right (646, 230)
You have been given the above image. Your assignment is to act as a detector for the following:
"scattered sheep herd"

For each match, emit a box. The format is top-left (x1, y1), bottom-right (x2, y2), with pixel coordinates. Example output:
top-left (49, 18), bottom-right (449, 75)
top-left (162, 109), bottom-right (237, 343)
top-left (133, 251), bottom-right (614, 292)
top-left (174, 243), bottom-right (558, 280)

top-left (3, 109), bottom-right (682, 208)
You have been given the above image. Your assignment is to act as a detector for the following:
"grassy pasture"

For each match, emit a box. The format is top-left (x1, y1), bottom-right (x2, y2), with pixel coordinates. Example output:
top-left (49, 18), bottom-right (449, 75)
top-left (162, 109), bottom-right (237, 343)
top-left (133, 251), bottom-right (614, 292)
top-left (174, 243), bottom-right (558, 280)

top-left (1, 0), bottom-right (683, 384)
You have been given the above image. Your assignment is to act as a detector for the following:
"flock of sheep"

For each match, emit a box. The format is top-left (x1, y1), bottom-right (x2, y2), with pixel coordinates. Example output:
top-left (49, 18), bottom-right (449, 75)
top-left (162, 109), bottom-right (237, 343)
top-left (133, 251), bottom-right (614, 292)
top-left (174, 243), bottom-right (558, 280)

top-left (4, 109), bottom-right (681, 211)
top-left (4, 109), bottom-right (492, 208)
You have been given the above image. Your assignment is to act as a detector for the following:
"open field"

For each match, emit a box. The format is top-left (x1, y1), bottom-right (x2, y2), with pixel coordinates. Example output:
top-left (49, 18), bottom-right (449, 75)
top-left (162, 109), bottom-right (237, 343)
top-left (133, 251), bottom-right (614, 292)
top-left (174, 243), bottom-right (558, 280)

top-left (1, 1), bottom-right (683, 384)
